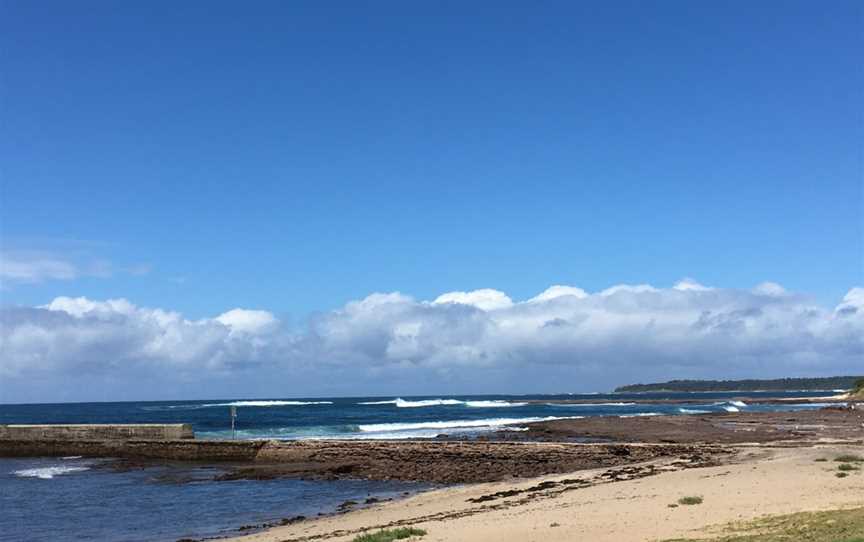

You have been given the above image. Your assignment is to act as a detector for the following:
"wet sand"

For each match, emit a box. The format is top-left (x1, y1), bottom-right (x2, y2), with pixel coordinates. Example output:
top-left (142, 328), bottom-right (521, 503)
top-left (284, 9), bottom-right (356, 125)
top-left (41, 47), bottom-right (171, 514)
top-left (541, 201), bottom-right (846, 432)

top-left (224, 443), bottom-right (864, 542)
top-left (210, 407), bottom-right (864, 542)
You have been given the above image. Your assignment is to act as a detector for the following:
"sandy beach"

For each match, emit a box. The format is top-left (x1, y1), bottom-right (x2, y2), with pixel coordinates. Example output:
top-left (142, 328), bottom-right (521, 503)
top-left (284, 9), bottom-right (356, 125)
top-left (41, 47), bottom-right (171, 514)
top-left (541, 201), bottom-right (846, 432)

top-left (216, 406), bottom-right (864, 542)
top-left (226, 442), bottom-right (864, 542)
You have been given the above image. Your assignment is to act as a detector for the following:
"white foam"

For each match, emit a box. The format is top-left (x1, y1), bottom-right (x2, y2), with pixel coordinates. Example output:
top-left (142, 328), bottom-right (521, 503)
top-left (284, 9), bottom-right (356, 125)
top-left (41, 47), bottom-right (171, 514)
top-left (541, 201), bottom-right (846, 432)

top-left (358, 398), bottom-right (465, 408)
top-left (464, 400), bottom-right (527, 408)
top-left (14, 466), bottom-right (89, 479)
top-left (619, 412), bottom-right (661, 417)
top-left (396, 398), bottom-right (464, 408)
top-left (359, 398), bottom-right (526, 408)
top-left (722, 405), bottom-right (740, 412)
top-left (678, 408), bottom-right (711, 414)
top-left (204, 400), bottom-right (333, 407)
top-left (728, 400), bottom-right (747, 408)
top-left (357, 415), bottom-right (581, 434)
top-left (552, 402), bottom-right (636, 407)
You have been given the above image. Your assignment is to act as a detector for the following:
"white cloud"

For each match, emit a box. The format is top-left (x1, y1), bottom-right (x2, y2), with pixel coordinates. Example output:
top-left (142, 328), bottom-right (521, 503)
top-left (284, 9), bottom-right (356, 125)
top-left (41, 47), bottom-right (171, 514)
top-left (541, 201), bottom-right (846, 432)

top-left (753, 282), bottom-right (788, 296)
top-left (1, 281), bottom-right (862, 403)
top-left (599, 283), bottom-right (658, 296)
top-left (673, 278), bottom-right (712, 291)
top-left (433, 288), bottom-right (514, 310)
top-left (215, 309), bottom-right (278, 334)
top-left (0, 252), bottom-right (79, 283)
top-left (0, 250), bottom-right (151, 285)
top-left (528, 285), bottom-right (588, 302)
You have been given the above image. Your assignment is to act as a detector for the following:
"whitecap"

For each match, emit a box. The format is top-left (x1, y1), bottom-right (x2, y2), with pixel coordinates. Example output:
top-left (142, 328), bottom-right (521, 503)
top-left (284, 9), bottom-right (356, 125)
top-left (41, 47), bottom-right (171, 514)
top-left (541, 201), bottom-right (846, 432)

top-left (678, 408), bottom-right (711, 414)
top-left (14, 466), bottom-right (89, 479)
top-left (204, 400), bottom-right (333, 407)
top-left (464, 400), bottom-right (527, 408)
top-left (358, 398), bottom-right (464, 407)
top-left (357, 415), bottom-right (580, 434)
top-left (722, 405), bottom-right (740, 412)
top-left (551, 402), bottom-right (636, 407)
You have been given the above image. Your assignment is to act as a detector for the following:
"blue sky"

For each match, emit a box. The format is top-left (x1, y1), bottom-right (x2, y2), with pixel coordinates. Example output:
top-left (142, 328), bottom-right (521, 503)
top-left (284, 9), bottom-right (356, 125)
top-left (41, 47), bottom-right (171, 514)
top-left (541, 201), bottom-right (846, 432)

top-left (3, 0), bottom-right (862, 316)
top-left (1, 1), bottom-right (862, 402)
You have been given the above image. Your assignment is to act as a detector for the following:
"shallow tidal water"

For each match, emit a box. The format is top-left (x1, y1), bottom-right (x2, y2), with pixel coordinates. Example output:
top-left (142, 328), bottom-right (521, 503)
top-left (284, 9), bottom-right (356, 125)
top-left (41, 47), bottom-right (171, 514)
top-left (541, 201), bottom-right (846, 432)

top-left (0, 391), bottom-right (840, 541)
top-left (1, 456), bottom-right (424, 542)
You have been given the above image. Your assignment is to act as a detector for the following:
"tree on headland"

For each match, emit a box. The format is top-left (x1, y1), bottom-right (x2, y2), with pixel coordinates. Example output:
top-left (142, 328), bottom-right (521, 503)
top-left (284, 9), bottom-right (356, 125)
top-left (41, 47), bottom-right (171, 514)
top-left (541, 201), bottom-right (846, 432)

top-left (615, 376), bottom-right (864, 393)
top-left (852, 378), bottom-right (864, 398)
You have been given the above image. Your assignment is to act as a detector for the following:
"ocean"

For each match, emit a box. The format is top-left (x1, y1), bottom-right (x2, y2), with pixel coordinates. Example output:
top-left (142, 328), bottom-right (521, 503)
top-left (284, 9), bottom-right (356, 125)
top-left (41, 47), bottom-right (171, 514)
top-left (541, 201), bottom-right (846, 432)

top-left (0, 391), bottom-right (840, 542)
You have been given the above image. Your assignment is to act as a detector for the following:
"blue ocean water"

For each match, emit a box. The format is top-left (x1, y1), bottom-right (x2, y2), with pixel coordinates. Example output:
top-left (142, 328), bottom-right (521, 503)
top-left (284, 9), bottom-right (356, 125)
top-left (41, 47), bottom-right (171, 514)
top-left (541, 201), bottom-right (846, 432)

top-left (0, 456), bottom-right (423, 542)
top-left (0, 391), bottom-right (839, 440)
top-left (0, 392), bottom-right (841, 542)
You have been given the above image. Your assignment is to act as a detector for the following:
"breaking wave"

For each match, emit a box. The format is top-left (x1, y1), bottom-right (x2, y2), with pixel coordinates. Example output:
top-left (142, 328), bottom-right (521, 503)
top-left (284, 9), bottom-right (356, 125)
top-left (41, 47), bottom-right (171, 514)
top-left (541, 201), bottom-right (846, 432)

top-left (13, 465), bottom-right (90, 479)
top-left (551, 402), bottom-right (636, 407)
top-left (199, 416), bottom-right (582, 440)
top-left (465, 400), bottom-right (527, 408)
top-left (357, 416), bottom-right (579, 434)
top-left (678, 408), bottom-right (711, 414)
top-left (357, 398), bottom-right (525, 408)
top-left (205, 400), bottom-right (333, 407)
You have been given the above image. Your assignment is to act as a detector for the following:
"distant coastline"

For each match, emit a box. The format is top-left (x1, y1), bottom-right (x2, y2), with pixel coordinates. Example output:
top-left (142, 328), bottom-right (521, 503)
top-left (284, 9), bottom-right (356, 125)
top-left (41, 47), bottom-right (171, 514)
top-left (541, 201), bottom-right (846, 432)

top-left (614, 375), bottom-right (862, 393)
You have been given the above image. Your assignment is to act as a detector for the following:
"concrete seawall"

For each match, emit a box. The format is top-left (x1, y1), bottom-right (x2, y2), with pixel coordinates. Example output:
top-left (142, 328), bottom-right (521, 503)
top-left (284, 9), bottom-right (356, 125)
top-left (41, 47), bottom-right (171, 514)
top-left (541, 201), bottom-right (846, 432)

top-left (0, 424), bottom-right (194, 441)
top-left (0, 438), bottom-right (265, 461)
top-left (0, 424), bottom-right (268, 461)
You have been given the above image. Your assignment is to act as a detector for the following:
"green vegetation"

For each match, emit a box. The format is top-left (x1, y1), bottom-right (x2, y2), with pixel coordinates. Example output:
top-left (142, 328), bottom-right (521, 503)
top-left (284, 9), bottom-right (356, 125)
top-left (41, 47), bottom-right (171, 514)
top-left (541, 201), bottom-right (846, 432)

top-left (662, 507), bottom-right (864, 541)
top-left (351, 527), bottom-right (427, 542)
top-left (677, 496), bottom-right (704, 505)
top-left (837, 472), bottom-right (850, 478)
top-left (835, 455), bottom-right (864, 463)
top-left (814, 457), bottom-right (828, 462)
top-left (615, 376), bottom-right (863, 393)
top-left (838, 463), bottom-right (860, 472)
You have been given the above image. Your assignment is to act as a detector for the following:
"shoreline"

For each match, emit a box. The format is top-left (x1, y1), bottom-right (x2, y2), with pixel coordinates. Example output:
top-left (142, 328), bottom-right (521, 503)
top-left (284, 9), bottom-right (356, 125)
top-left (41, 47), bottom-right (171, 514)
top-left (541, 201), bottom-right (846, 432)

top-left (525, 393), bottom-right (851, 405)
top-left (3, 405), bottom-right (863, 541)
top-left (3, 409), bottom-right (863, 484)
top-left (222, 442), bottom-right (864, 542)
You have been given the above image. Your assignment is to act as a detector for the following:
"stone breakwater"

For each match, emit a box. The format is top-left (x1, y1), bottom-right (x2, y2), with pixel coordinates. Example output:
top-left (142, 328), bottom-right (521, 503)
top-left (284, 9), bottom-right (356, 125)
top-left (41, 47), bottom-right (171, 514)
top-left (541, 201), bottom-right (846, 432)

top-left (0, 423), bottom-right (194, 441)
top-left (0, 437), bottom-right (265, 461)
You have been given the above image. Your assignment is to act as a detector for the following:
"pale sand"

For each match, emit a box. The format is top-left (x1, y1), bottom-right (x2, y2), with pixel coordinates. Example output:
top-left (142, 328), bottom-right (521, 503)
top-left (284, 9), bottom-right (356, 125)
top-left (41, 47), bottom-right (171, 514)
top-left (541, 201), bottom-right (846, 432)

top-left (227, 443), bottom-right (864, 542)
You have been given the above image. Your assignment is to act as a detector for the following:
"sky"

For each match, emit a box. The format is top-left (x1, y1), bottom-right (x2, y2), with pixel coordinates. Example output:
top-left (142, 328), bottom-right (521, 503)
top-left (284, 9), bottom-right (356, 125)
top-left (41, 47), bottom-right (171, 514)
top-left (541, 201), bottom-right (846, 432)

top-left (1, 1), bottom-right (862, 403)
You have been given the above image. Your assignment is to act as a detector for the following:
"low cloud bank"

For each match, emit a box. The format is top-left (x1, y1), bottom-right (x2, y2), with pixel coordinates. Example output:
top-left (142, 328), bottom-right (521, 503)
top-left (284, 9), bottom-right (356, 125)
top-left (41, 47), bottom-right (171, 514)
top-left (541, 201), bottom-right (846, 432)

top-left (1, 281), bottom-right (862, 402)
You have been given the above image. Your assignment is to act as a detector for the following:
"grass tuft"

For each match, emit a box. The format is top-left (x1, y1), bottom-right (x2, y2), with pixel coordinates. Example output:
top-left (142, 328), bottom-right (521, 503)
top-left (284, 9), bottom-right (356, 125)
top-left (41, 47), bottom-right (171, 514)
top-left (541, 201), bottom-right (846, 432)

top-left (835, 454), bottom-right (864, 463)
top-left (814, 457), bottom-right (828, 462)
top-left (661, 506), bottom-right (864, 541)
top-left (837, 471), bottom-right (850, 478)
top-left (351, 527), bottom-right (427, 542)
top-left (677, 496), bottom-right (704, 506)
top-left (838, 463), bottom-right (860, 472)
